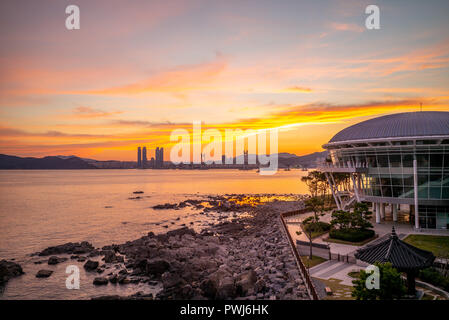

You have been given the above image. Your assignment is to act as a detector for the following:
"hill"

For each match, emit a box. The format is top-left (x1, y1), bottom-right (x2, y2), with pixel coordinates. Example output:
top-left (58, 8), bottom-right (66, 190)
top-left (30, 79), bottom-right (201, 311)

top-left (0, 154), bottom-right (96, 169)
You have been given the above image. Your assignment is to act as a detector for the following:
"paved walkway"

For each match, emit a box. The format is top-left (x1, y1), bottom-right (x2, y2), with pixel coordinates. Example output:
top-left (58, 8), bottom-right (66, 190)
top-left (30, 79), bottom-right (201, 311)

top-left (309, 260), bottom-right (363, 286)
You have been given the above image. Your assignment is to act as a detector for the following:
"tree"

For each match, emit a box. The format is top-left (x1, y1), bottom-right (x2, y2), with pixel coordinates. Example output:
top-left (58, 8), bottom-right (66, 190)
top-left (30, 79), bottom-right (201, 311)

top-left (301, 172), bottom-right (319, 198)
top-left (305, 196), bottom-right (324, 222)
top-left (330, 203), bottom-right (373, 230)
top-left (301, 171), bottom-right (329, 205)
top-left (352, 262), bottom-right (406, 300)
top-left (330, 210), bottom-right (353, 230)
top-left (302, 216), bottom-right (318, 260)
top-left (352, 202), bottom-right (373, 230)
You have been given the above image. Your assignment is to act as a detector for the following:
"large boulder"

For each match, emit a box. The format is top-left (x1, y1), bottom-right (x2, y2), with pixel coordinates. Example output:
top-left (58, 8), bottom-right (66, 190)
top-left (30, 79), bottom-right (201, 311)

top-left (161, 272), bottom-right (185, 289)
top-left (200, 279), bottom-right (217, 298)
top-left (216, 276), bottom-right (236, 299)
top-left (145, 259), bottom-right (170, 277)
top-left (48, 256), bottom-right (67, 265)
top-left (93, 277), bottom-right (109, 285)
top-left (36, 269), bottom-right (53, 278)
top-left (166, 227), bottom-right (196, 238)
top-left (103, 250), bottom-right (124, 263)
top-left (235, 269), bottom-right (258, 296)
top-left (203, 265), bottom-right (237, 299)
top-left (83, 260), bottom-right (99, 271)
top-left (0, 260), bottom-right (24, 284)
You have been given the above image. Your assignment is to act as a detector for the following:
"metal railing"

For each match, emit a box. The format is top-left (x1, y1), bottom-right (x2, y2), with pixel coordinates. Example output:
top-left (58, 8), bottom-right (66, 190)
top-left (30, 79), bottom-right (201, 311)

top-left (279, 209), bottom-right (319, 300)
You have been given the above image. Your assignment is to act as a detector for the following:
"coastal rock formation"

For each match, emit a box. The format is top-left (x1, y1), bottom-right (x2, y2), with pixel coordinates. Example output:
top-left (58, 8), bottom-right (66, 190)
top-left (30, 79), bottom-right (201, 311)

top-left (107, 198), bottom-right (309, 300)
top-left (37, 241), bottom-right (94, 256)
top-left (0, 260), bottom-right (24, 284)
top-left (30, 194), bottom-right (309, 300)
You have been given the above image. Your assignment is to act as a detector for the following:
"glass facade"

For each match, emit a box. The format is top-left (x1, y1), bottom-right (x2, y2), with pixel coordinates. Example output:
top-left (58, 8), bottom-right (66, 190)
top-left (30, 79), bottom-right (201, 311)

top-left (327, 140), bottom-right (449, 229)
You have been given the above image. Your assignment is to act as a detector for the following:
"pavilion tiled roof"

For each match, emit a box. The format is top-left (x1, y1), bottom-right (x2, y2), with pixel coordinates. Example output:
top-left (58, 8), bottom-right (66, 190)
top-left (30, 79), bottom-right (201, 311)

top-left (354, 227), bottom-right (435, 271)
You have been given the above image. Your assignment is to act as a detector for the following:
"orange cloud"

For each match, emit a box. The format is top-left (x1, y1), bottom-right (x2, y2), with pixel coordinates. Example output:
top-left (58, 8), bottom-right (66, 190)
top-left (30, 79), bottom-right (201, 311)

top-left (82, 55), bottom-right (228, 96)
top-left (72, 106), bottom-right (122, 119)
top-left (330, 22), bottom-right (364, 33)
top-left (280, 86), bottom-right (313, 93)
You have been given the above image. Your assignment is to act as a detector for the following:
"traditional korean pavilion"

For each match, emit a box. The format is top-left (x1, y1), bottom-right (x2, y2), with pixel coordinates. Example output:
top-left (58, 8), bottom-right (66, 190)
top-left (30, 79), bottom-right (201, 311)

top-left (355, 227), bottom-right (435, 295)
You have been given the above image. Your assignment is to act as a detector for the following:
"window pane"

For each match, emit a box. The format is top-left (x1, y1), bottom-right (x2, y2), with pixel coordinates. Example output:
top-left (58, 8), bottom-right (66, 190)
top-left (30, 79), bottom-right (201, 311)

top-left (377, 155), bottom-right (389, 167)
top-left (402, 154), bottom-right (413, 167)
top-left (389, 154), bottom-right (401, 167)
top-left (403, 175), bottom-right (414, 186)
top-left (417, 154), bottom-right (429, 167)
top-left (430, 154), bottom-right (443, 167)
top-left (429, 187), bottom-right (441, 199)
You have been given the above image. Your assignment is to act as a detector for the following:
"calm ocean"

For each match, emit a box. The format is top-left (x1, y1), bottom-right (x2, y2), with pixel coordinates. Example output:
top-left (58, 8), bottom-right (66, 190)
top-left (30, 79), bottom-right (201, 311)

top-left (0, 169), bottom-right (307, 299)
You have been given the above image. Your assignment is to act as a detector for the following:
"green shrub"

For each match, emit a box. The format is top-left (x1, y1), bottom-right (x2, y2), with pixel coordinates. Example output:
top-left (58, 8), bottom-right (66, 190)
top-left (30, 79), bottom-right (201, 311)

top-left (329, 228), bottom-right (375, 242)
top-left (303, 221), bottom-right (331, 233)
top-left (419, 268), bottom-right (449, 292)
top-left (352, 262), bottom-right (406, 300)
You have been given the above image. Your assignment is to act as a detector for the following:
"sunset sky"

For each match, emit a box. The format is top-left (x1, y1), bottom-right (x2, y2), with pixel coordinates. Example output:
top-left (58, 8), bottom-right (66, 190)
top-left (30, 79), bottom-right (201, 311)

top-left (0, 0), bottom-right (448, 161)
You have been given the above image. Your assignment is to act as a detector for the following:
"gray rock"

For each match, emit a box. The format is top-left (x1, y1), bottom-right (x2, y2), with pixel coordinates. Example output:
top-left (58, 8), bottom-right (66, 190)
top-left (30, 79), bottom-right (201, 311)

top-left (216, 276), bottom-right (236, 299)
top-left (108, 274), bottom-right (118, 284)
top-left (236, 269), bottom-right (258, 295)
top-left (36, 269), bottom-right (53, 278)
top-left (146, 259), bottom-right (170, 277)
top-left (93, 277), bottom-right (109, 285)
top-left (48, 256), bottom-right (67, 265)
top-left (83, 260), bottom-right (99, 271)
top-left (161, 272), bottom-right (184, 289)
top-left (0, 260), bottom-right (24, 284)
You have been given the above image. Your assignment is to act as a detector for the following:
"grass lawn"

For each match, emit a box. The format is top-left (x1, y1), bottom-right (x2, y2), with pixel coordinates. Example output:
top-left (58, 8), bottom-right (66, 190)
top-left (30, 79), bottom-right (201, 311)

top-left (314, 278), bottom-right (355, 300)
top-left (403, 235), bottom-right (449, 258)
top-left (307, 229), bottom-right (329, 239)
top-left (300, 255), bottom-right (326, 269)
top-left (300, 222), bottom-right (330, 240)
top-left (348, 271), bottom-right (361, 279)
top-left (421, 293), bottom-right (435, 300)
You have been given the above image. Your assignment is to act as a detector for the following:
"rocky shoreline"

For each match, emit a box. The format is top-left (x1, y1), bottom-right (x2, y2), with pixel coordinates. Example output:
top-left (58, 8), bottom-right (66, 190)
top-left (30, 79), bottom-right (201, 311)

top-left (1, 194), bottom-right (310, 300)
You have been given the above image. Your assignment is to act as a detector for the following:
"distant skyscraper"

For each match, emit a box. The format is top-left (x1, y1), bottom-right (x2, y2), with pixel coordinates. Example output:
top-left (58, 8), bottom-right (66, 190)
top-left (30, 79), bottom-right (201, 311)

top-left (137, 147), bottom-right (142, 168)
top-left (155, 147), bottom-right (160, 168)
top-left (153, 147), bottom-right (164, 168)
top-left (160, 147), bottom-right (164, 168)
top-left (142, 147), bottom-right (147, 168)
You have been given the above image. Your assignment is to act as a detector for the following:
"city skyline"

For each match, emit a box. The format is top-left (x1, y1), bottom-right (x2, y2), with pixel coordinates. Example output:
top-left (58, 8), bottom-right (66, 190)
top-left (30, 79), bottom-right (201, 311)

top-left (0, 0), bottom-right (448, 161)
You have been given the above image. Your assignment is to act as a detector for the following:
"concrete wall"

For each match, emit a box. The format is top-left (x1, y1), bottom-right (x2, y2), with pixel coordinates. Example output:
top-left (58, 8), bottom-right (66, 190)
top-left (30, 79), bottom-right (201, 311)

top-left (296, 240), bottom-right (330, 260)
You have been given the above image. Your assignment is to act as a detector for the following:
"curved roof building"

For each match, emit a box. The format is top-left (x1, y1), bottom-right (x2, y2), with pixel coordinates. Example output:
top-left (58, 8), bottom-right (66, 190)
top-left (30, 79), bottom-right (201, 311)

top-left (326, 111), bottom-right (449, 145)
top-left (320, 111), bottom-right (449, 230)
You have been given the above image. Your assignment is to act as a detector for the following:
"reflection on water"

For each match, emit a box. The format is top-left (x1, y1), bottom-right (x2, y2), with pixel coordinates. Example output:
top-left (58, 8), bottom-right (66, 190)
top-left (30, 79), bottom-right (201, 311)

top-left (0, 169), bottom-right (309, 299)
